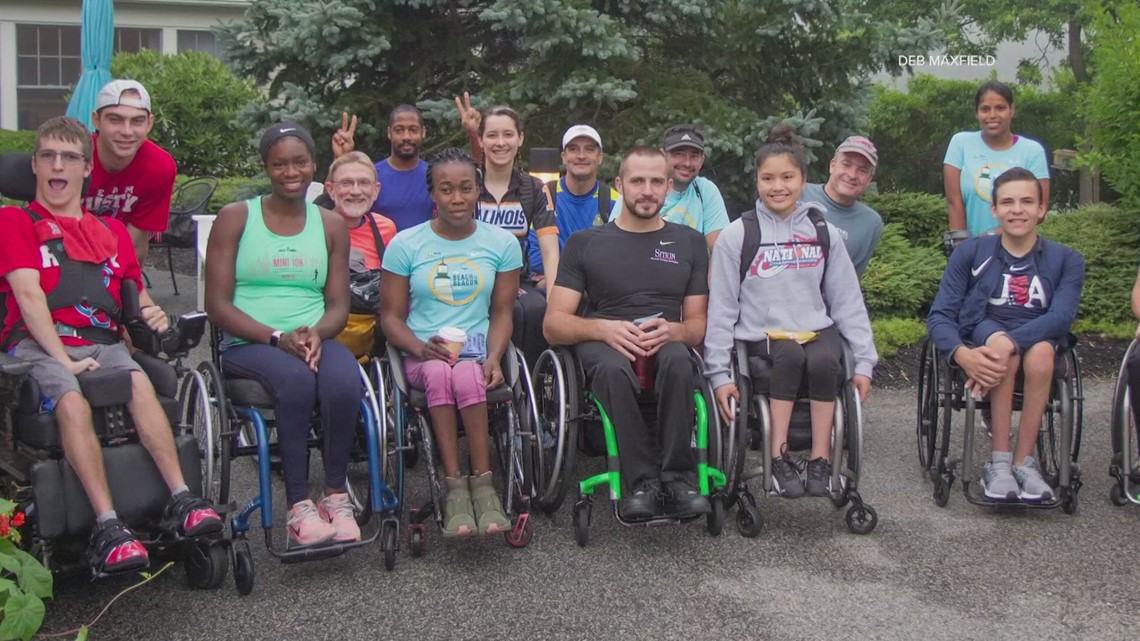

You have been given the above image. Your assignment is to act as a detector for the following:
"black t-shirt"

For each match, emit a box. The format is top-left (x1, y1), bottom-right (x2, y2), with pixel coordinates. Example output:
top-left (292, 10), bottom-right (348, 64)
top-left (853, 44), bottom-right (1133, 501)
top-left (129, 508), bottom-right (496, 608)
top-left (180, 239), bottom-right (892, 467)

top-left (555, 221), bottom-right (709, 322)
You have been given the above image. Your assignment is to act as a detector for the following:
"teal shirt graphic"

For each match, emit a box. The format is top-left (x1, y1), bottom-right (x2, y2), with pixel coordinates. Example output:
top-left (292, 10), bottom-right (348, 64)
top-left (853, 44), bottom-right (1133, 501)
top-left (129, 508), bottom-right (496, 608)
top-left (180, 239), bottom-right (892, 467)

top-left (383, 221), bottom-right (523, 358)
top-left (944, 131), bottom-right (1049, 236)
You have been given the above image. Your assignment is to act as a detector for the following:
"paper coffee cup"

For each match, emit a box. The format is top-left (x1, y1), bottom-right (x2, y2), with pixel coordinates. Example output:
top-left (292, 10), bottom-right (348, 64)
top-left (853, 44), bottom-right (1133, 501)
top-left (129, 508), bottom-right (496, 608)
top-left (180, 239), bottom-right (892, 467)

top-left (436, 326), bottom-right (467, 358)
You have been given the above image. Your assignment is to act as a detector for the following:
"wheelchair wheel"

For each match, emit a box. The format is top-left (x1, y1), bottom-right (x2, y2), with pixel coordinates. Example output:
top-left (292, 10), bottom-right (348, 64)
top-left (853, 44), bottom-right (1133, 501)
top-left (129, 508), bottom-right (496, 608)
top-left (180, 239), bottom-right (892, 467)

top-left (736, 496), bottom-right (763, 538)
top-left (573, 495), bottom-right (591, 548)
top-left (183, 540), bottom-right (228, 590)
top-left (933, 475), bottom-right (952, 507)
top-left (409, 525), bottom-right (426, 557)
top-left (382, 519), bottom-right (398, 572)
top-left (370, 360), bottom-right (404, 524)
top-left (233, 540), bottom-right (254, 596)
top-left (845, 504), bottom-right (878, 535)
top-left (186, 361), bottom-right (232, 506)
top-left (1109, 483), bottom-right (1129, 506)
top-left (915, 337), bottom-right (939, 471)
top-left (532, 349), bottom-right (578, 514)
top-left (706, 496), bottom-right (725, 536)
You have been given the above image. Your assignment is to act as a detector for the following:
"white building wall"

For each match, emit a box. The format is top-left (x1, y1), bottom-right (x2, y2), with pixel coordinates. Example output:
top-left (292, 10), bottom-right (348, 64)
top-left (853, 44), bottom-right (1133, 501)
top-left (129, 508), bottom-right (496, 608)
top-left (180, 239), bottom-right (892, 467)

top-left (0, 0), bottom-right (249, 129)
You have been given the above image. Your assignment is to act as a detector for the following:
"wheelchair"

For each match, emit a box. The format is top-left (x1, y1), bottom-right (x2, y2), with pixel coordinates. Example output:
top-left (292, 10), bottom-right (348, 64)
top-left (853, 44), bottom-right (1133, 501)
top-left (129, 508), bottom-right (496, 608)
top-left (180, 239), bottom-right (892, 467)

top-left (1108, 339), bottom-right (1140, 506)
top-left (530, 345), bottom-right (738, 546)
top-left (184, 326), bottom-right (400, 589)
top-left (915, 335), bottom-right (1084, 512)
top-left (0, 291), bottom-right (238, 588)
top-left (376, 342), bottom-right (537, 555)
top-left (727, 339), bottom-right (877, 535)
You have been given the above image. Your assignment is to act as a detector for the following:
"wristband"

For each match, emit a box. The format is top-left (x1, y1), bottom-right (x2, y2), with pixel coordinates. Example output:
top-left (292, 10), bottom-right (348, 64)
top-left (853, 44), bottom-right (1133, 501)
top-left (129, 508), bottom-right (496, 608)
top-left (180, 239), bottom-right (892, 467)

top-left (269, 330), bottom-right (284, 347)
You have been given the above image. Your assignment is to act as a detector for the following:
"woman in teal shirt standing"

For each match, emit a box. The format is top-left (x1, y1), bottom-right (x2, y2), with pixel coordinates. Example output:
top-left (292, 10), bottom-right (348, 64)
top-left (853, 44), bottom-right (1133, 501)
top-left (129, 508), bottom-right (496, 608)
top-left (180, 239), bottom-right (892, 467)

top-left (944, 80), bottom-right (1050, 237)
top-left (380, 148), bottom-right (522, 538)
top-left (205, 123), bottom-right (362, 549)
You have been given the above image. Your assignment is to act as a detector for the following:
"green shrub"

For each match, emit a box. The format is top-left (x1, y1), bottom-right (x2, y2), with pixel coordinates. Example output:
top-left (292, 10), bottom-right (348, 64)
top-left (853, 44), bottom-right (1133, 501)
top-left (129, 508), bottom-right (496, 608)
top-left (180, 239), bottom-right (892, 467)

top-left (1038, 203), bottom-right (1140, 327)
top-left (862, 191), bottom-right (946, 249)
top-left (861, 223), bottom-right (946, 318)
top-left (0, 129), bottom-right (34, 155)
top-left (871, 317), bottom-right (927, 359)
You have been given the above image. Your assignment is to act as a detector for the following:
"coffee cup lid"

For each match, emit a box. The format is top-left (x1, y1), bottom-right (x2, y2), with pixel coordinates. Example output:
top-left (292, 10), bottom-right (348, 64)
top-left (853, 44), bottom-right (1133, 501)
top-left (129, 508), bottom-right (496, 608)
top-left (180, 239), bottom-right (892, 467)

top-left (437, 326), bottom-right (467, 342)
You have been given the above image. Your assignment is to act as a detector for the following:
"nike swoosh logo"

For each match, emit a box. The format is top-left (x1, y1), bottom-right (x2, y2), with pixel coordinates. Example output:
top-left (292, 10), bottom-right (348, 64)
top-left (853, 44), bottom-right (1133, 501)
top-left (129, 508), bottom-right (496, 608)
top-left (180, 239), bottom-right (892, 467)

top-left (659, 241), bottom-right (676, 246)
top-left (280, 127), bottom-right (296, 133)
top-left (971, 257), bottom-right (992, 278)
top-left (1010, 264), bottom-right (1029, 272)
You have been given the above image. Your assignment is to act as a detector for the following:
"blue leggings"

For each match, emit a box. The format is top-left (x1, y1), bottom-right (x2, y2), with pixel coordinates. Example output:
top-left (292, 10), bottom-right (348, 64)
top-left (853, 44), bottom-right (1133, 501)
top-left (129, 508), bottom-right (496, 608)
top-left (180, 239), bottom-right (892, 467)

top-left (221, 339), bottom-right (362, 506)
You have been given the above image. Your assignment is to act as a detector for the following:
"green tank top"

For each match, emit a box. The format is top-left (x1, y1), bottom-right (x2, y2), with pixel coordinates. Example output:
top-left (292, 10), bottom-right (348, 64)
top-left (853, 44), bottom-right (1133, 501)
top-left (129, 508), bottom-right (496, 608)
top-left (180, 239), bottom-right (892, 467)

top-left (227, 197), bottom-right (327, 347)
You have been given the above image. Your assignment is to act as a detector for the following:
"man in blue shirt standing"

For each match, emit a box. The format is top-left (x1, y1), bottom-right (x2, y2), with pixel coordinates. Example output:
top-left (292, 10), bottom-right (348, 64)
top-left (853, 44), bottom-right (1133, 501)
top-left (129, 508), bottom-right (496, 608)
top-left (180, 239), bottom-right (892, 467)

top-left (526, 124), bottom-right (618, 288)
top-left (330, 106), bottom-right (435, 231)
top-left (660, 124), bottom-right (730, 251)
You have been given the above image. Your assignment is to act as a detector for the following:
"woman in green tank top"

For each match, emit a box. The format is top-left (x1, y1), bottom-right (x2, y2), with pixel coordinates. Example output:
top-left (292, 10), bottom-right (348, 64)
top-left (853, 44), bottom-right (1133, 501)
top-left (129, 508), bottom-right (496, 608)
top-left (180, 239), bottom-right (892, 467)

top-left (205, 123), bottom-right (364, 549)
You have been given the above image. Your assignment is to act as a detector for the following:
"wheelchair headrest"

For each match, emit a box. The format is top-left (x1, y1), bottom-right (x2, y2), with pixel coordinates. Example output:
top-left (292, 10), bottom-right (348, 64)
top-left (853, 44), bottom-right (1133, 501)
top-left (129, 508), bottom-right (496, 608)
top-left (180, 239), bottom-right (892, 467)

top-left (0, 152), bottom-right (36, 202)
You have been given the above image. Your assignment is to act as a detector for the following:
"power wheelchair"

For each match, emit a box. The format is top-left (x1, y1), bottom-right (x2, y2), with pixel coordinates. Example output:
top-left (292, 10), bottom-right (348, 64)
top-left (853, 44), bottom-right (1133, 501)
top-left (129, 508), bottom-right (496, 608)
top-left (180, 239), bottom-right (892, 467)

top-left (530, 345), bottom-right (739, 546)
top-left (376, 342), bottom-right (537, 555)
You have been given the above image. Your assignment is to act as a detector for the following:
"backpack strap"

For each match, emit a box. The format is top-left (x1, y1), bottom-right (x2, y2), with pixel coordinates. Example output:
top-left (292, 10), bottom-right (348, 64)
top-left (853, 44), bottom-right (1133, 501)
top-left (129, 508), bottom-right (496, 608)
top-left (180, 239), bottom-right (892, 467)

top-left (807, 209), bottom-right (830, 291)
top-left (738, 209), bottom-right (760, 283)
top-left (596, 180), bottom-right (612, 223)
top-left (363, 214), bottom-right (386, 265)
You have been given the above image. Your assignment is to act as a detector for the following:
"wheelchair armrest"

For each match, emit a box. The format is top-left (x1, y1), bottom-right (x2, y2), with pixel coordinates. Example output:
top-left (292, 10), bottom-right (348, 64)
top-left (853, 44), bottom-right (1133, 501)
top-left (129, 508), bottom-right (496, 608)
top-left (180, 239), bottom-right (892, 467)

top-left (385, 342), bottom-right (411, 395)
top-left (77, 368), bottom-right (133, 408)
top-left (0, 352), bottom-right (33, 378)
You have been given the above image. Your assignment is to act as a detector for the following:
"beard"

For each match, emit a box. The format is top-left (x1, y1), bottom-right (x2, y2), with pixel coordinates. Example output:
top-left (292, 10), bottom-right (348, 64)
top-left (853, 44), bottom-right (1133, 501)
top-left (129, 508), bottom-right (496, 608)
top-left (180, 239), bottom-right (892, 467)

top-left (338, 199), bottom-right (373, 220)
top-left (624, 197), bottom-right (663, 220)
top-left (392, 141), bottom-right (421, 160)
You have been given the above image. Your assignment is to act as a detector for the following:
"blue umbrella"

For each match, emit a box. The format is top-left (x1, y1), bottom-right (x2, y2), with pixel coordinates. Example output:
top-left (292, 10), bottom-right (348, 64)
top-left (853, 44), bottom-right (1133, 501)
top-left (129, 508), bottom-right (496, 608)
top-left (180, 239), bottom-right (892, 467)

top-left (65, 0), bottom-right (114, 131)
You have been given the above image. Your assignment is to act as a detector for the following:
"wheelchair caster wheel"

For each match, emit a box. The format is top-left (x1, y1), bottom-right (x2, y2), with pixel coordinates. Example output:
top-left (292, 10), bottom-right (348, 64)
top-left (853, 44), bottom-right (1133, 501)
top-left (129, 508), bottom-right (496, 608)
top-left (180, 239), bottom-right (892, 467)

top-left (408, 524), bottom-right (426, 558)
top-left (505, 514), bottom-right (533, 548)
top-left (573, 500), bottom-right (591, 548)
top-left (933, 477), bottom-right (952, 507)
top-left (706, 496), bottom-right (725, 536)
top-left (845, 504), bottom-right (878, 535)
top-left (1060, 487), bottom-right (1078, 514)
top-left (736, 500), bottom-right (763, 538)
top-left (831, 481), bottom-right (851, 509)
top-left (1109, 483), bottom-right (1128, 506)
top-left (233, 541), bottom-right (254, 596)
top-left (184, 540), bottom-right (229, 590)
top-left (382, 520), bottom-right (398, 571)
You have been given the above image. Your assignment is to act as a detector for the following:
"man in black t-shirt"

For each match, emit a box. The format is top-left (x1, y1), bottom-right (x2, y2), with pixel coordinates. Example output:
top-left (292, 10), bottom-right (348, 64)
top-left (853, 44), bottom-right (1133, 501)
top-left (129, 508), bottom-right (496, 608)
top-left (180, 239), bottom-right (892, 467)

top-left (544, 146), bottom-right (710, 520)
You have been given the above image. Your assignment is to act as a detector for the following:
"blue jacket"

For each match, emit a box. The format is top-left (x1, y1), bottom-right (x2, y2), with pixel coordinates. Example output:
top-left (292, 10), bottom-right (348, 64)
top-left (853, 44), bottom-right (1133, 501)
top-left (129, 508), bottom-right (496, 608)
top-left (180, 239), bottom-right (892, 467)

top-left (927, 234), bottom-right (1085, 354)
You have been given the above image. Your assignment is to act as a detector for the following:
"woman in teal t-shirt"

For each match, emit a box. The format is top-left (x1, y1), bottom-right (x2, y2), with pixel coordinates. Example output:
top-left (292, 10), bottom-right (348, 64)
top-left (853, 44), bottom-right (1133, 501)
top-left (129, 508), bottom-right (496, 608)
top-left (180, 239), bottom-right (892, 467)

top-left (944, 80), bottom-right (1050, 237)
top-left (205, 123), bottom-right (363, 550)
top-left (380, 148), bottom-right (523, 538)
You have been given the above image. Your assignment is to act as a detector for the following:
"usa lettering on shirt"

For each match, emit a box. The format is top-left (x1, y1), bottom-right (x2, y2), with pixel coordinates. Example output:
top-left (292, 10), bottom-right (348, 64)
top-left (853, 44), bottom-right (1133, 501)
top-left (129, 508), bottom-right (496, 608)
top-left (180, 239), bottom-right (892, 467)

top-left (989, 272), bottom-right (1048, 309)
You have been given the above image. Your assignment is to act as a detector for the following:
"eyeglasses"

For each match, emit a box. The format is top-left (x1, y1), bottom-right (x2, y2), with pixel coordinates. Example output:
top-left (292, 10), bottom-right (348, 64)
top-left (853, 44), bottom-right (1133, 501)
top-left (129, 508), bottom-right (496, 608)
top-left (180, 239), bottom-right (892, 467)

top-left (332, 179), bottom-right (376, 190)
top-left (34, 150), bottom-right (87, 166)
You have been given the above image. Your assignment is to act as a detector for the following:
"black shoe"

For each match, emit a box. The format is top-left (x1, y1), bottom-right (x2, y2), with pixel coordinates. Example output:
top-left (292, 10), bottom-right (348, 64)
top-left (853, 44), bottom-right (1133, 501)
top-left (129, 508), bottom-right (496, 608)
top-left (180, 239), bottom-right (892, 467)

top-left (163, 492), bottom-right (224, 538)
top-left (88, 518), bottom-right (149, 576)
top-left (771, 454), bottom-right (806, 498)
top-left (805, 458), bottom-right (833, 497)
top-left (662, 479), bottom-right (711, 517)
top-left (619, 480), bottom-right (661, 520)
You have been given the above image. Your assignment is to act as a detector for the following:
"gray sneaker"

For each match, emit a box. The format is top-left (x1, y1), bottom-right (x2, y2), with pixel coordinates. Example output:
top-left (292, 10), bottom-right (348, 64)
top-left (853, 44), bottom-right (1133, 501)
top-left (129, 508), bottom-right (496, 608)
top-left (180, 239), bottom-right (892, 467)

top-left (982, 452), bottom-right (1019, 501)
top-left (1012, 456), bottom-right (1054, 502)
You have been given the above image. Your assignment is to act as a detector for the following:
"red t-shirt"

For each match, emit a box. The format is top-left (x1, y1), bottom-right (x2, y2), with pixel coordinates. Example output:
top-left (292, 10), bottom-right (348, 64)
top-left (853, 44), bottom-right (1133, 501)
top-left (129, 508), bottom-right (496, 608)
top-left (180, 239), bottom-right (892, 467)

top-left (85, 136), bottom-right (177, 233)
top-left (347, 212), bottom-right (396, 270)
top-left (0, 202), bottom-right (142, 346)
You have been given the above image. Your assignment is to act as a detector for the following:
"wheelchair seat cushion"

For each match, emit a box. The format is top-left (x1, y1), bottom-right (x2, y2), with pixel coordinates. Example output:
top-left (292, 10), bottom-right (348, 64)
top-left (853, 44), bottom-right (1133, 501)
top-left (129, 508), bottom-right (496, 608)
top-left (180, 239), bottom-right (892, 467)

top-left (224, 376), bottom-right (277, 407)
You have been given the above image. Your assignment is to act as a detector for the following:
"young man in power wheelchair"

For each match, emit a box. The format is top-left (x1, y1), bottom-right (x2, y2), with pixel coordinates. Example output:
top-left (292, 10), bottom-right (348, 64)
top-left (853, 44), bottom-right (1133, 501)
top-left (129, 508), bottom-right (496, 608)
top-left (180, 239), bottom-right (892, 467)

top-left (923, 167), bottom-right (1085, 512)
top-left (539, 146), bottom-right (731, 545)
top-left (0, 118), bottom-right (223, 581)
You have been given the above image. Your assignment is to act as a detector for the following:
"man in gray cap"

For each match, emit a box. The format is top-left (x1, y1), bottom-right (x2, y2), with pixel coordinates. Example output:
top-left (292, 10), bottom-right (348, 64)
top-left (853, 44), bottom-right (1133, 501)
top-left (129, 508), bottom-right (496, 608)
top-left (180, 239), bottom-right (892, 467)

top-left (85, 79), bottom-right (176, 265)
top-left (659, 124), bottom-right (729, 250)
top-left (800, 136), bottom-right (883, 275)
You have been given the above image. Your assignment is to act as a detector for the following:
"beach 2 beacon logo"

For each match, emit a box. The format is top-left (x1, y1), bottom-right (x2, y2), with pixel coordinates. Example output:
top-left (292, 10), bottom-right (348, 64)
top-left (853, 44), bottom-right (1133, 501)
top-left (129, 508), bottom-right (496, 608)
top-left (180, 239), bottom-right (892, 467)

top-left (749, 234), bottom-right (824, 278)
top-left (428, 257), bottom-right (484, 305)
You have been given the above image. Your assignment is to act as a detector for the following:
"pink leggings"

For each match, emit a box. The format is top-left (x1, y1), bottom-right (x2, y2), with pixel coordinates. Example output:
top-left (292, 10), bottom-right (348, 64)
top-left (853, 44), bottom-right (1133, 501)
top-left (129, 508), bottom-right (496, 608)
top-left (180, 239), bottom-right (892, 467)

top-left (403, 357), bottom-right (487, 409)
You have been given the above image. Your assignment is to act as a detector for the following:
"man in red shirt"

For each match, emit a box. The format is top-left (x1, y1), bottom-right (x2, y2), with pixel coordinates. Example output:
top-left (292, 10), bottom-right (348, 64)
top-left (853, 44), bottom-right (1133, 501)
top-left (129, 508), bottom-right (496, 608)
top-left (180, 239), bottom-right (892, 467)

top-left (84, 79), bottom-right (176, 265)
top-left (0, 117), bottom-right (220, 575)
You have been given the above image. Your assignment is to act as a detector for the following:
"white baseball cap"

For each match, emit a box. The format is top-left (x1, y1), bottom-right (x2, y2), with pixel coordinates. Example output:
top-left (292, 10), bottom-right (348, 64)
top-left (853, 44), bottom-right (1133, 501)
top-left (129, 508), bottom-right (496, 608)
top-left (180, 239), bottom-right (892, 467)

top-left (95, 79), bottom-right (152, 112)
top-left (561, 124), bottom-right (603, 150)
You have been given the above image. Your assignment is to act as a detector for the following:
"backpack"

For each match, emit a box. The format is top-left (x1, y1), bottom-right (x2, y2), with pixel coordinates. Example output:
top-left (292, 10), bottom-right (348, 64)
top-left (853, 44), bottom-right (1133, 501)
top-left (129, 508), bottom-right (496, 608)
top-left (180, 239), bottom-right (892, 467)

top-left (738, 208), bottom-right (830, 287)
top-left (347, 214), bottom-right (388, 315)
top-left (546, 178), bottom-right (613, 223)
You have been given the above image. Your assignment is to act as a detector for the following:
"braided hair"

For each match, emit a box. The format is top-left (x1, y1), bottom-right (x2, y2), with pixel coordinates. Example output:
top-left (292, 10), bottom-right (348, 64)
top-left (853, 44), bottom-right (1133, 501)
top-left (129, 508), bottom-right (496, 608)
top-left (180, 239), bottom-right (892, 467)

top-left (425, 147), bottom-right (481, 192)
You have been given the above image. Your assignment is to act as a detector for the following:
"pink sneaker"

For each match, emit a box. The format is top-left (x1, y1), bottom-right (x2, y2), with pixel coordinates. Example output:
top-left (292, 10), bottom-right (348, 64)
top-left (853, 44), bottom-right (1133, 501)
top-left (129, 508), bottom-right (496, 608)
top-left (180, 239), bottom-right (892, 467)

top-left (317, 492), bottom-right (361, 542)
top-left (286, 499), bottom-right (336, 548)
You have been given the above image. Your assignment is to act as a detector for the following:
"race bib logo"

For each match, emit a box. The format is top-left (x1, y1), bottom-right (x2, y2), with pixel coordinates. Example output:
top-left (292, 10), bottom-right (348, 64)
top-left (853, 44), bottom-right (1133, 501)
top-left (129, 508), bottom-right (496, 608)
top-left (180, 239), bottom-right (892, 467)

top-left (748, 235), bottom-right (824, 279)
top-left (427, 257), bottom-right (484, 306)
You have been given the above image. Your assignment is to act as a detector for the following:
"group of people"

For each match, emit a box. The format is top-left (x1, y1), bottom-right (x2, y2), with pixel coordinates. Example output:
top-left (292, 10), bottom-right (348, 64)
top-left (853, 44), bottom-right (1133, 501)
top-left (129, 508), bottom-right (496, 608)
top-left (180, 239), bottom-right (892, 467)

top-left (0, 75), bottom-right (1105, 570)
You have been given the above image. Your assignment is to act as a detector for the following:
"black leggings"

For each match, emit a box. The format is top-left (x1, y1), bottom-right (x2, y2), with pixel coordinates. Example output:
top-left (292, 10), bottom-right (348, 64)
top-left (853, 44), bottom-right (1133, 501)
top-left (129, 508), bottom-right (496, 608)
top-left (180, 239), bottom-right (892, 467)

top-left (221, 339), bottom-right (362, 506)
top-left (751, 326), bottom-right (843, 402)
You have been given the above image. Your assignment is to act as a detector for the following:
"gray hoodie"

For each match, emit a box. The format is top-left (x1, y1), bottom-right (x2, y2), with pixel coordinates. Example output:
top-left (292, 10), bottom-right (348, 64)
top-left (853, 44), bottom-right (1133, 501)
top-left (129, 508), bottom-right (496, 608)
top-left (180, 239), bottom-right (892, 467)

top-left (703, 199), bottom-right (877, 390)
